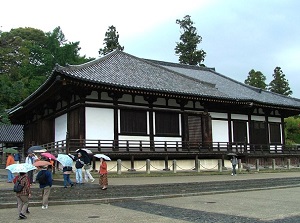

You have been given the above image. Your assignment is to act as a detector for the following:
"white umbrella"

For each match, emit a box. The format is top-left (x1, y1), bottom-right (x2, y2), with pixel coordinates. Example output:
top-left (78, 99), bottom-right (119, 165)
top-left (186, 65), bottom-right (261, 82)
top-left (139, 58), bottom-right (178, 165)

top-left (6, 163), bottom-right (37, 173)
top-left (94, 154), bottom-right (111, 161)
top-left (57, 154), bottom-right (73, 167)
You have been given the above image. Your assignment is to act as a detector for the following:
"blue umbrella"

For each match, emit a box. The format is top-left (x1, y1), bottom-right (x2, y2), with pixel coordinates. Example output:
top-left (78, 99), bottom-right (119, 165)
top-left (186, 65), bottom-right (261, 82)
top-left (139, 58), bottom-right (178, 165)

top-left (57, 154), bottom-right (73, 167)
top-left (6, 163), bottom-right (37, 173)
top-left (28, 145), bottom-right (44, 154)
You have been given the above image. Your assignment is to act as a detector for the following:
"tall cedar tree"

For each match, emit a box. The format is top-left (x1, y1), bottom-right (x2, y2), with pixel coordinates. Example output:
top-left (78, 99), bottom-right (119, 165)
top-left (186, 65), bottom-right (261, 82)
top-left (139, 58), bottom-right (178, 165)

top-left (175, 15), bottom-right (206, 66)
top-left (244, 69), bottom-right (267, 89)
top-left (99, 25), bottom-right (124, 56)
top-left (268, 67), bottom-right (292, 96)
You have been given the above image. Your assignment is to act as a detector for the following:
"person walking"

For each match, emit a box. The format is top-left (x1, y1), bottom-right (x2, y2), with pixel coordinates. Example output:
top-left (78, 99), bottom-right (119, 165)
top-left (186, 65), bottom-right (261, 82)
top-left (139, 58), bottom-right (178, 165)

top-left (13, 172), bottom-right (31, 220)
top-left (99, 158), bottom-right (108, 190)
top-left (6, 153), bottom-right (15, 183)
top-left (14, 153), bottom-right (21, 164)
top-left (231, 155), bottom-right (238, 176)
top-left (25, 153), bottom-right (38, 184)
top-left (75, 153), bottom-right (84, 184)
top-left (84, 163), bottom-right (95, 183)
top-left (62, 166), bottom-right (74, 188)
top-left (36, 166), bottom-right (52, 209)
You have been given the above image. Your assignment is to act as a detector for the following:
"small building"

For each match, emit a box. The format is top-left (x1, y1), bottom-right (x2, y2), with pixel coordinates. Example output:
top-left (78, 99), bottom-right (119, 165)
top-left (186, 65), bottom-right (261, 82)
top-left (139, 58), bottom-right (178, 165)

top-left (8, 50), bottom-right (300, 166)
top-left (0, 124), bottom-right (23, 163)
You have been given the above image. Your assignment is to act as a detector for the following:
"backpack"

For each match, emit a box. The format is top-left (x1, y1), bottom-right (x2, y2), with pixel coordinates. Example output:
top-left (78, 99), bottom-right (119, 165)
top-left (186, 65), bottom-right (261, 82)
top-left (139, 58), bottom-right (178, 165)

top-left (13, 179), bottom-right (24, 193)
top-left (38, 171), bottom-right (47, 184)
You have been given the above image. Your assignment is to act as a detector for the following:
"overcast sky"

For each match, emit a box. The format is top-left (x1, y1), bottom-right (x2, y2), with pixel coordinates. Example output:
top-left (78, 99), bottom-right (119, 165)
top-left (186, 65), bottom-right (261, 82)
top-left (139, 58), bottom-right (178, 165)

top-left (1, 0), bottom-right (300, 98)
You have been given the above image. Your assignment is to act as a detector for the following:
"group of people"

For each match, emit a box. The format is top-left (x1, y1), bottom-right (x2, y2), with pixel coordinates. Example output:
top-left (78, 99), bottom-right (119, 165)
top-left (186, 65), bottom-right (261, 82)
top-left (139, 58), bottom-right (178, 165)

top-left (5, 150), bottom-right (108, 220)
top-left (73, 152), bottom-right (108, 190)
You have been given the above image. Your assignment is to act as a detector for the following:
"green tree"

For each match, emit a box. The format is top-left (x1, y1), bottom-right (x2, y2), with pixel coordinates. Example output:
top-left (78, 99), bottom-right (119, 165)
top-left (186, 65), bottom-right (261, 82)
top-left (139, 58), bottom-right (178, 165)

top-left (0, 27), bottom-right (93, 118)
top-left (244, 69), bottom-right (267, 89)
top-left (285, 116), bottom-right (300, 145)
top-left (268, 67), bottom-right (292, 96)
top-left (99, 25), bottom-right (124, 56)
top-left (175, 15), bottom-right (206, 66)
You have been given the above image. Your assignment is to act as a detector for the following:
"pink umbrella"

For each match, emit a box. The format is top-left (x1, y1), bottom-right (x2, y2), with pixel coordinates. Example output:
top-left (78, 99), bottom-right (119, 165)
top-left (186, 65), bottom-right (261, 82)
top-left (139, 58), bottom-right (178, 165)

top-left (41, 152), bottom-right (57, 160)
top-left (33, 160), bottom-right (52, 167)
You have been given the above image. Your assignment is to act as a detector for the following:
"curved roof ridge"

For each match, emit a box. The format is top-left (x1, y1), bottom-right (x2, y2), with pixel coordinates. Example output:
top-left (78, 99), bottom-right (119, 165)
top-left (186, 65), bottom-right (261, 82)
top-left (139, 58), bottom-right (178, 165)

top-left (55, 50), bottom-right (120, 71)
top-left (144, 59), bottom-right (216, 72)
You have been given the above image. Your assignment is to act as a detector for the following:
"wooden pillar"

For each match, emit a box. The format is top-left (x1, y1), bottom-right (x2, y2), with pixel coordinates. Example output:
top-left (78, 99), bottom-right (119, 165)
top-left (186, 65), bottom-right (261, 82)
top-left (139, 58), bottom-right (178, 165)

top-left (256, 159), bottom-right (260, 171)
top-left (163, 155), bottom-right (170, 171)
top-left (272, 159), bottom-right (276, 170)
top-left (128, 155), bottom-right (135, 171)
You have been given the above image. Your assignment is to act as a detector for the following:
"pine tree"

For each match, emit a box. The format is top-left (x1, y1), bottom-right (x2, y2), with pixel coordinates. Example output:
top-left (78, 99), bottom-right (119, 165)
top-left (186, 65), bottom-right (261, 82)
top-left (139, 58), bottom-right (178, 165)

top-left (99, 25), bottom-right (124, 56)
top-left (244, 69), bottom-right (267, 89)
top-left (175, 15), bottom-right (206, 66)
top-left (268, 67), bottom-right (292, 96)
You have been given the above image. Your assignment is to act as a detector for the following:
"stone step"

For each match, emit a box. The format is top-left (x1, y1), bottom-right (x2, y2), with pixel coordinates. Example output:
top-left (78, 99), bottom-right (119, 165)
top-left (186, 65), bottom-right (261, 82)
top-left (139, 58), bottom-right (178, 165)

top-left (1, 177), bottom-right (300, 209)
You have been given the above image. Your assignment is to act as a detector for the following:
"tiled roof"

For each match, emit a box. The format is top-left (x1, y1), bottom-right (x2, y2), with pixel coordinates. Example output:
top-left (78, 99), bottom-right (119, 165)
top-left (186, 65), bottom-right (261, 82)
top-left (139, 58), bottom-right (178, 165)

top-left (55, 51), bottom-right (228, 99)
top-left (0, 125), bottom-right (23, 143)
top-left (8, 50), bottom-right (300, 115)
top-left (147, 59), bottom-right (300, 108)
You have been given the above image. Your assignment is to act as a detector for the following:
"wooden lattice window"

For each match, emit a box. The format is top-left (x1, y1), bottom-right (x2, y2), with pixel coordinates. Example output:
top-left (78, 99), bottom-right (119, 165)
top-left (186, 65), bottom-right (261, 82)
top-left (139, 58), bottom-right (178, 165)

top-left (120, 109), bottom-right (147, 134)
top-left (155, 112), bottom-right (179, 136)
top-left (269, 123), bottom-right (281, 144)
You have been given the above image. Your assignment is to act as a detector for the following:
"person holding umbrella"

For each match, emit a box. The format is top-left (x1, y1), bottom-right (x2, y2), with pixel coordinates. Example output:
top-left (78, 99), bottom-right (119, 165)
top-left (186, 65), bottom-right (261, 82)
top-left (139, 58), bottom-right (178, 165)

top-left (75, 153), bottom-right (85, 185)
top-left (36, 165), bottom-right (53, 209)
top-left (6, 164), bottom-right (36, 220)
top-left (62, 165), bottom-right (74, 188)
top-left (25, 152), bottom-right (38, 184)
top-left (13, 172), bottom-right (32, 219)
top-left (231, 155), bottom-right (238, 176)
top-left (57, 154), bottom-right (74, 188)
top-left (6, 152), bottom-right (15, 183)
top-left (99, 157), bottom-right (108, 190)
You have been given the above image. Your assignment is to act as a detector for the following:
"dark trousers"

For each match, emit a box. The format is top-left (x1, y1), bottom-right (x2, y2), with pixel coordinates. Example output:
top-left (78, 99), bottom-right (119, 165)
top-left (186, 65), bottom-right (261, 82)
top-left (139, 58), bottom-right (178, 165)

top-left (232, 164), bottom-right (237, 175)
top-left (27, 170), bottom-right (34, 184)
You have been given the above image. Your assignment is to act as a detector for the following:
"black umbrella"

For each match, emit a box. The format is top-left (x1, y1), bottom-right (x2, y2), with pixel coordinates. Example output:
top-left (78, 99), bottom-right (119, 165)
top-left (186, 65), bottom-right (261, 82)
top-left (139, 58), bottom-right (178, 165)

top-left (27, 145), bottom-right (44, 154)
top-left (76, 149), bottom-right (91, 164)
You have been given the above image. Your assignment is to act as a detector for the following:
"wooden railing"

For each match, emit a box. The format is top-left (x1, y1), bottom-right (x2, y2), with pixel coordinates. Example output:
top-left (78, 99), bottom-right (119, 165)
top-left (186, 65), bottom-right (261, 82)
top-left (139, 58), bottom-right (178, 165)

top-left (39, 139), bottom-right (300, 155)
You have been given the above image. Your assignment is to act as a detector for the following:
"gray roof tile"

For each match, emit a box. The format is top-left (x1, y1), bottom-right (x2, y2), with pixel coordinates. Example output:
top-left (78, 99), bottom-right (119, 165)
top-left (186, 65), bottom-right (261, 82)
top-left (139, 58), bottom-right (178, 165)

top-left (149, 60), bottom-right (300, 108)
top-left (56, 51), bottom-right (228, 99)
top-left (0, 125), bottom-right (23, 143)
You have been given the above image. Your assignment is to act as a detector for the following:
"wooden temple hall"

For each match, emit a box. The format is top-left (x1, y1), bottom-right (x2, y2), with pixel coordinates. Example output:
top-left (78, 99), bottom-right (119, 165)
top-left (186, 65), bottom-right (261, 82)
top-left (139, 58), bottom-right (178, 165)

top-left (8, 50), bottom-right (300, 167)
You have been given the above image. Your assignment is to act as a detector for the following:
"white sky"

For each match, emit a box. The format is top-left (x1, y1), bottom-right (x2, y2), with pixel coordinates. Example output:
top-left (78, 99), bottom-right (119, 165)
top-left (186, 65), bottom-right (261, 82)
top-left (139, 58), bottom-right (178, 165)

top-left (1, 0), bottom-right (300, 98)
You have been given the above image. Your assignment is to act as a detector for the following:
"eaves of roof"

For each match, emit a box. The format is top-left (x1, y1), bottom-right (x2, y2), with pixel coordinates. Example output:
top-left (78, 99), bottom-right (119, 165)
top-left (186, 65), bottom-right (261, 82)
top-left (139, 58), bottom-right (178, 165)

top-left (8, 50), bottom-right (300, 116)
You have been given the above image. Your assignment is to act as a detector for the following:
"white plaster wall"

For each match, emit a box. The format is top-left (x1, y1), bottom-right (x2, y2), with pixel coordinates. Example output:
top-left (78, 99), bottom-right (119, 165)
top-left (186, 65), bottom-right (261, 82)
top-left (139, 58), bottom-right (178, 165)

top-left (268, 117), bottom-right (281, 122)
top-left (55, 114), bottom-right (67, 142)
top-left (251, 115), bottom-right (265, 121)
top-left (231, 114), bottom-right (248, 120)
top-left (212, 120), bottom-right (229, 142)
top-left (85, 107), bottom-right (114, 140)
top-left (154, 137), bottom-right (182, 148)
top-left (119, 136), bottom-right (150, 141)
top-left (93, 159), bottom-right (232, 172)
top-left (210, 112), bottom-right (227, 119)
